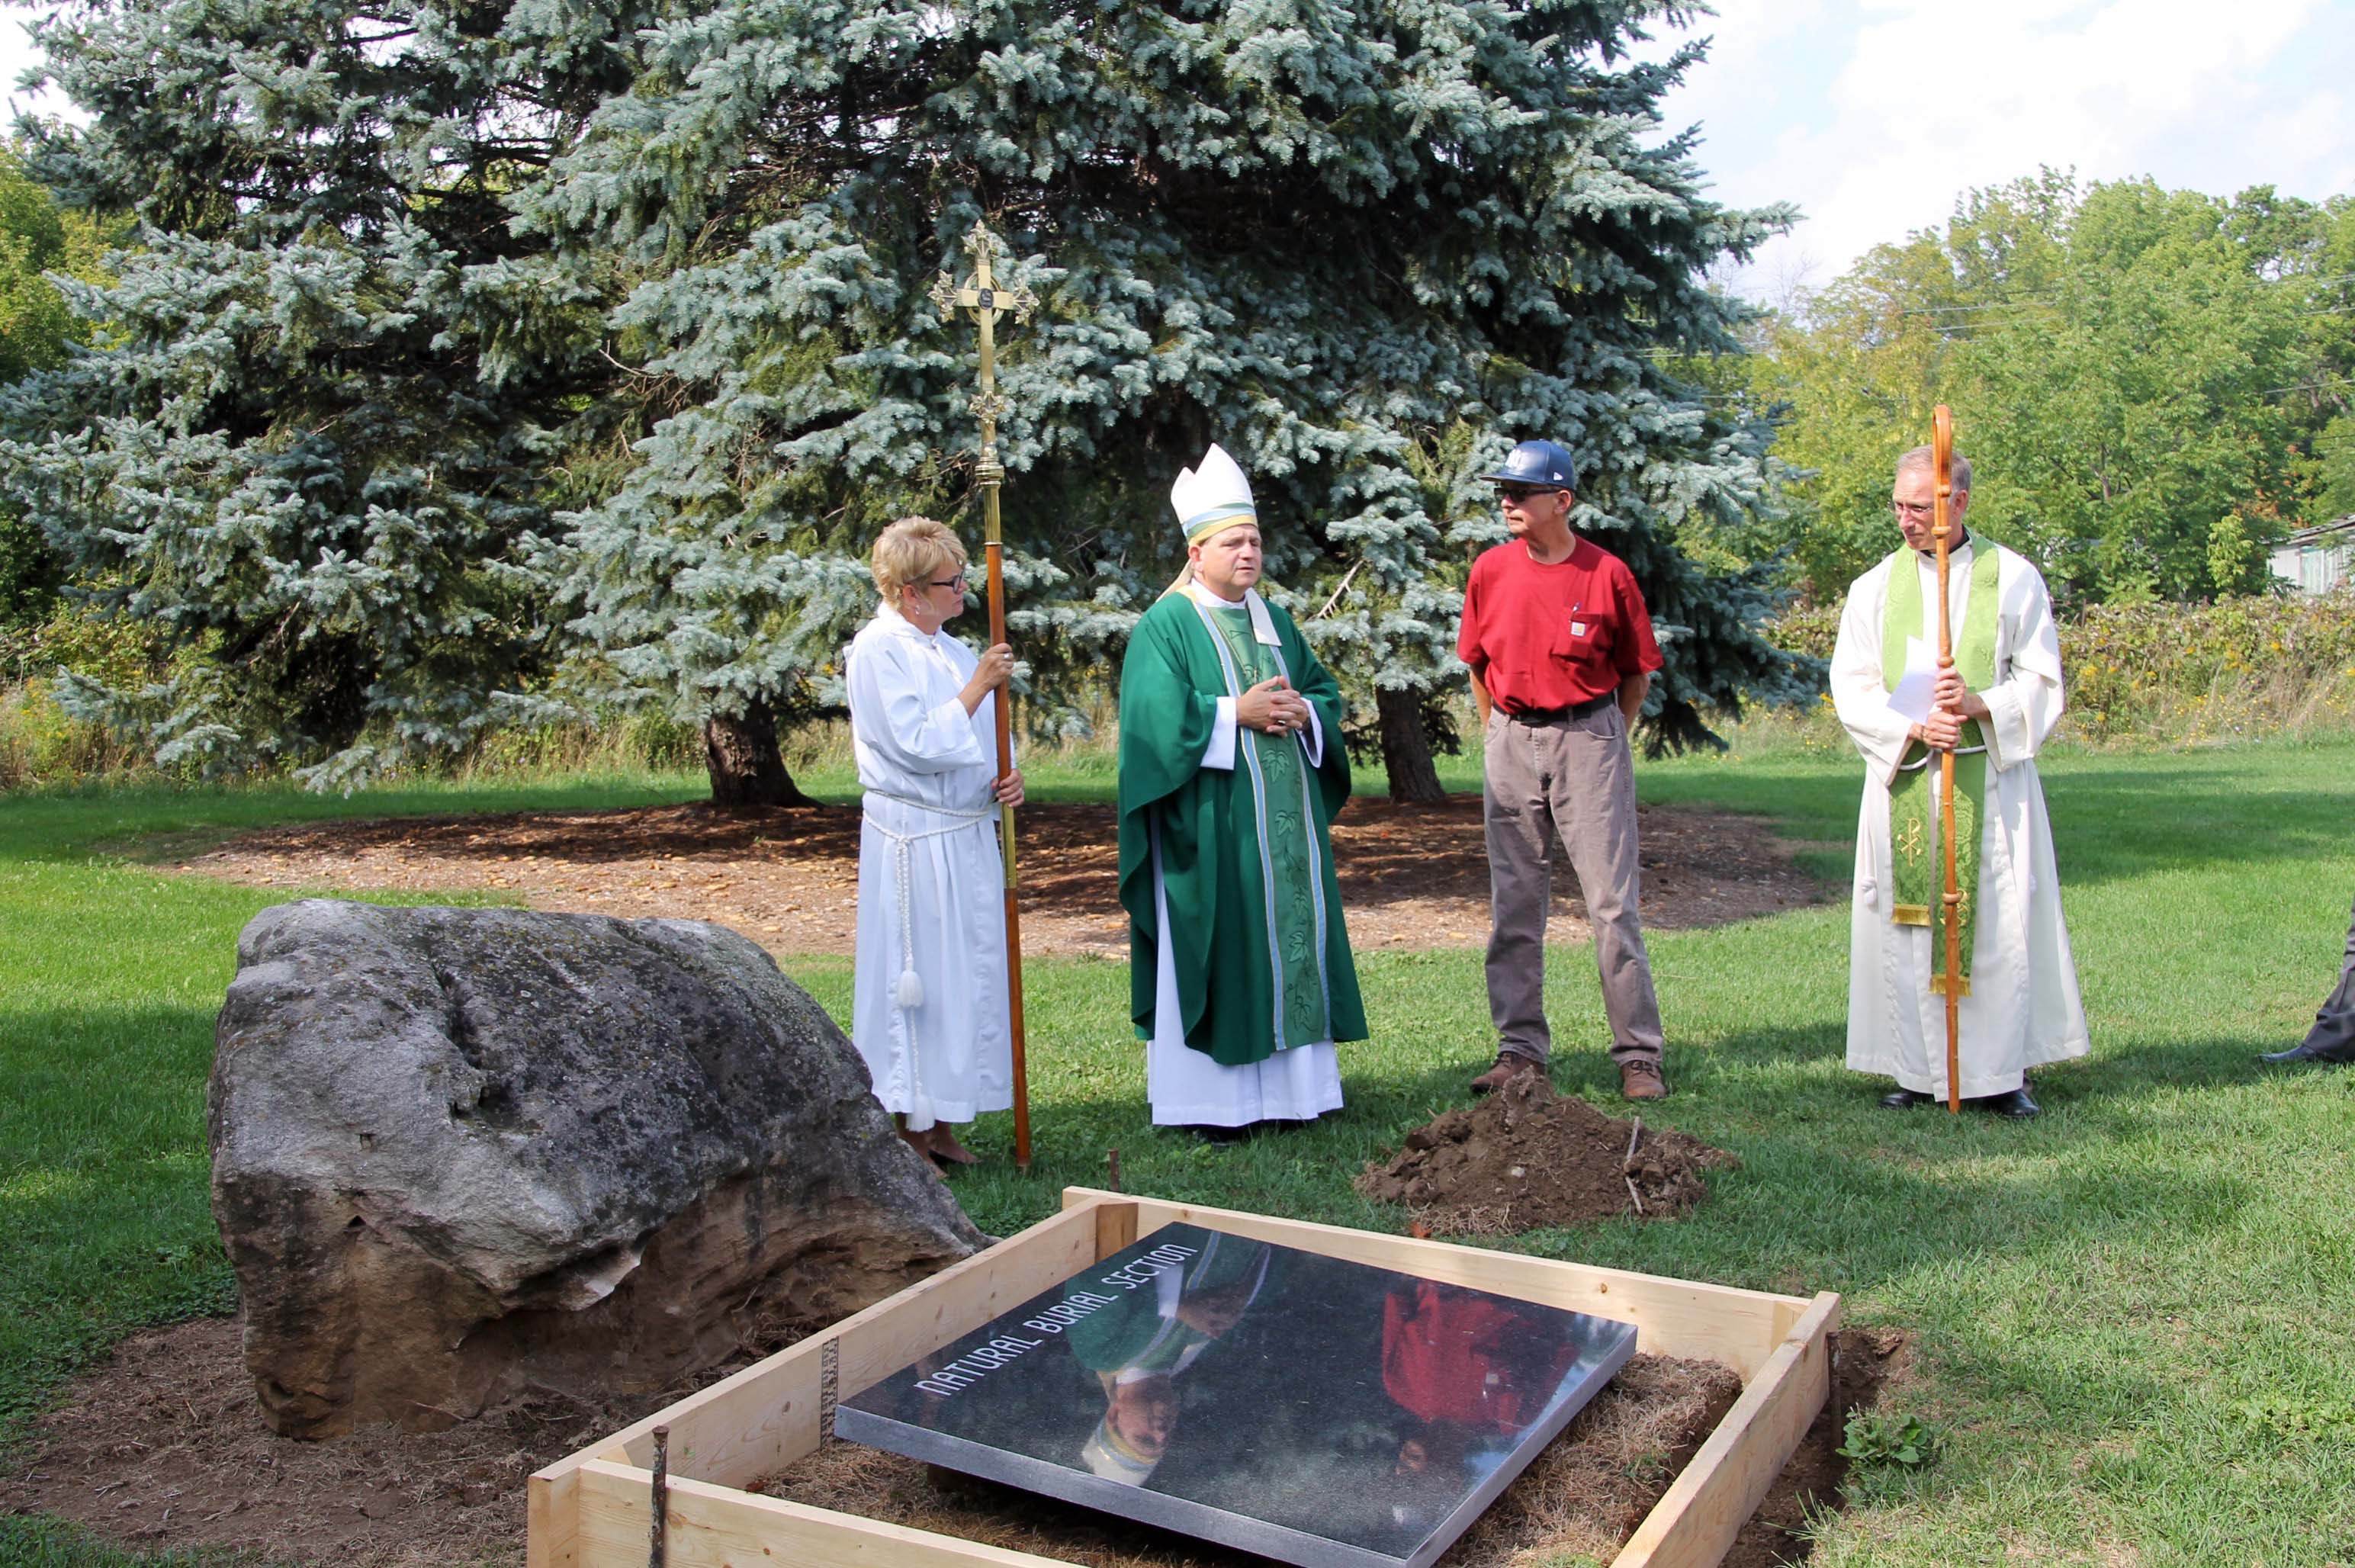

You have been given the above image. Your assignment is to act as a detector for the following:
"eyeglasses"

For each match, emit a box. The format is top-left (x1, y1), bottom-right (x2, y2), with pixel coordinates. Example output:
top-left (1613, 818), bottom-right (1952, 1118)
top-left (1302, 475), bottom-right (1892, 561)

top-left (926, 574), bottom-right (969, 592)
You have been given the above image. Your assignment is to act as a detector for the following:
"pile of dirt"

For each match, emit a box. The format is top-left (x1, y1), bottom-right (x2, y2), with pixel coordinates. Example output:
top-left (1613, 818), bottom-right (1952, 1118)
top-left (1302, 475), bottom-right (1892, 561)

top-left (1354, 1076), bottom-right (1735, 1233)
top-left (757, 1353), bottom-right (1746, 1568)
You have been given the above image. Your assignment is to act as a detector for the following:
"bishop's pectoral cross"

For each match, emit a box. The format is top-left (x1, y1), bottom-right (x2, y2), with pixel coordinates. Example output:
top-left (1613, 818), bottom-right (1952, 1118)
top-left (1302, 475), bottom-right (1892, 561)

top-left (928, 226), bottom-right (1039, 483)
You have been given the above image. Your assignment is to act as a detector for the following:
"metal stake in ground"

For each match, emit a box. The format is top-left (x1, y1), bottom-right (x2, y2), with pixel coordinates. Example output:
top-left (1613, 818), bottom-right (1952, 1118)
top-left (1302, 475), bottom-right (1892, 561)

top-left (648, 1425), bottom-right (669, 1568)
top-left (930, 224), bottom-right (1042, 1169)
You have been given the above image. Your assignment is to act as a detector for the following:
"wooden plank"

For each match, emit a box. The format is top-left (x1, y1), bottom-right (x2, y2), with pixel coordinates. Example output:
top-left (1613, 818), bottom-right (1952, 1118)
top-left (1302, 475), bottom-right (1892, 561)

top-left (529, 1194), bottom-right (1112, 1557)
top-left (834, 1200), bottom-right (1106, 1399)
top-left (541, 1194), bottom-right (1836, 1568)
top-left (1611, 1290), bottom-right (1842, 1568)
top-left (576, 1460), bottom-right (1081, 1568)
top-left (1075, 1190), bottom-right (1798, 1378)
top-left (1090, 1196), bottom-right (1139, 1259)
top-left (525, 1464), bottom-right (579, 1568)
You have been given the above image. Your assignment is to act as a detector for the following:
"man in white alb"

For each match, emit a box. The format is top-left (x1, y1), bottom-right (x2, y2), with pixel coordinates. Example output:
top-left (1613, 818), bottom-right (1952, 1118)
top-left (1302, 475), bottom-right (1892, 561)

top-left (1829, 446), bottom-right (2090, 1118)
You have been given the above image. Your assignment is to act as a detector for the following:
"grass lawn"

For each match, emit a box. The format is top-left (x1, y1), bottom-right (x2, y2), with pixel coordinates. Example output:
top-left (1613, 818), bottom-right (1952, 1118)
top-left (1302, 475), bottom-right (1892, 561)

top-left (5, 741), bottom-right (2354, 1567)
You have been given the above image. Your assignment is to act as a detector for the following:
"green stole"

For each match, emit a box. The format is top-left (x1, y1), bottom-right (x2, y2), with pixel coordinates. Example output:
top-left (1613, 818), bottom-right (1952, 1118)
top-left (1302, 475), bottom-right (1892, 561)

top-left (1881, 540), bottom-right (2001, 998)
top-left (1195, 600), bottom-right (1332, 1052)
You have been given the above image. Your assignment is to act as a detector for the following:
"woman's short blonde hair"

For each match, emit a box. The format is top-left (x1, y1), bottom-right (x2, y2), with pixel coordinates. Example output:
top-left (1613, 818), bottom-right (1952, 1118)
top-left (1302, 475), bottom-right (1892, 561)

top-left (871, 516), bottom-right (969, 601)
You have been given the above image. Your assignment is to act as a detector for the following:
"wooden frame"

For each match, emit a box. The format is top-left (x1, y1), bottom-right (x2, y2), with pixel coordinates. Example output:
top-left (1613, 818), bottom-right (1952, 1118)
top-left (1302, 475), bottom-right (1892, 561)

top-left (529, 1190), bottom-right (1839, 1568)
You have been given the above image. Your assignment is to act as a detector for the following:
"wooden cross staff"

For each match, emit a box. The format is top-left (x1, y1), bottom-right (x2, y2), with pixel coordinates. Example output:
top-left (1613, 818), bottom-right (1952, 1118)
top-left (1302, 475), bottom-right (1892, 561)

top-left (1931, 405), bottom-right (1964, 1114)
top-left (930, 224), bottom-right (1039, 1169)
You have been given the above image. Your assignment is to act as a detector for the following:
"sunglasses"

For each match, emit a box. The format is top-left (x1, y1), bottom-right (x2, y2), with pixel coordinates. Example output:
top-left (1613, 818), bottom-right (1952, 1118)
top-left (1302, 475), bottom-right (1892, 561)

top-left (1496, 486), bottom-right (1560, 503)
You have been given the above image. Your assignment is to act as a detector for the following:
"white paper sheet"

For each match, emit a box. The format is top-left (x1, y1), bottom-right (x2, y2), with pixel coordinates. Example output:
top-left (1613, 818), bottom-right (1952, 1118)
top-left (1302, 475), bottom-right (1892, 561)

top-left (1886, 635), bottom-right (1937, 724)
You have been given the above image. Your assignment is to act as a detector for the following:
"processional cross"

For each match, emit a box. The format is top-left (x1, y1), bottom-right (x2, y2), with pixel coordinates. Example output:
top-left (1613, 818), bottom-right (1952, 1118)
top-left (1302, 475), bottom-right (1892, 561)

top-left (931, 224), bottom-right (1041, 1168)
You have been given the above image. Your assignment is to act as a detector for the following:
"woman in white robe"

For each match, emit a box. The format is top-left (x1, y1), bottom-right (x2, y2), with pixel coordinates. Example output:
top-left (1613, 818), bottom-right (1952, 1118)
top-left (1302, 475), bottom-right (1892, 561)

top-left (846, 518), bottom-right (1023, 1165)
top-left (1830, 506), bottom-right (2091, 1110)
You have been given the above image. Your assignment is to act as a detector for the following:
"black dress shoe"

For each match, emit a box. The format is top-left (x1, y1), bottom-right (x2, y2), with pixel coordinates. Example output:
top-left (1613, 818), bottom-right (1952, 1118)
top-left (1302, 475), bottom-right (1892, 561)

top-left (1968, 1087), bottom-right (2040, 1118)
top-left (1878, 1088), bottom-right (1937, 1110)
top-left (1187, 1123), bottom-right (1257, 1145)
top-left (2261, 1039), bottom-right (2355, 1065)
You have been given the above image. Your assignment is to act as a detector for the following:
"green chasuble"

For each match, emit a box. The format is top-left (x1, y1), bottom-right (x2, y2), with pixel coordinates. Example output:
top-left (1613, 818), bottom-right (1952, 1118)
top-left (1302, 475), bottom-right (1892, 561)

top-left (1117, 589), bottom-right (1367, 1067)
top-left (1881, 539), bottom-right (2001, 998)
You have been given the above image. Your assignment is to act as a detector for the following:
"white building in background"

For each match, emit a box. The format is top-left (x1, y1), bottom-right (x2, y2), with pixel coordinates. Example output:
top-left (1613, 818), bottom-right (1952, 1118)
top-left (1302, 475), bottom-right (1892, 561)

top-left (2269, 518), bottom-right (2355, 596)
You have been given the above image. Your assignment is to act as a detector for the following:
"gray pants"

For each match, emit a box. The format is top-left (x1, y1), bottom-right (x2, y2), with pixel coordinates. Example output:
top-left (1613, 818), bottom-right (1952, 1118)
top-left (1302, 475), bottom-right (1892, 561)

top-left (1482, 705), bottom-right (1665, 1067)
top-left (2304, 892), bottom-right (2355, 1058)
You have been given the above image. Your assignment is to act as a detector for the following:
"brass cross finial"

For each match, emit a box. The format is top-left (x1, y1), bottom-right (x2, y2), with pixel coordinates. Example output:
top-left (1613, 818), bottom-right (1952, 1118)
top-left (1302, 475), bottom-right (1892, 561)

top-left (929, 224), bottom-right (1038, 482)
top-left (925, 220), bottom-right (1045, 1171)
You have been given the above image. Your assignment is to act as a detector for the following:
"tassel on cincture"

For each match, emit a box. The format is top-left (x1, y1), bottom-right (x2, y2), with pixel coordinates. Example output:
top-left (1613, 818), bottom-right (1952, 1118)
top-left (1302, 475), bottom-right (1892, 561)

top-left (894, 969), bottom-right (925, 1010)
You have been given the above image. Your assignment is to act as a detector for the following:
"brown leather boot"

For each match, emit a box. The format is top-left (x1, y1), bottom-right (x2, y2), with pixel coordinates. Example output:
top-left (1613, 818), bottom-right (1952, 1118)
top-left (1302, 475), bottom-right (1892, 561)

top-left (1469, 1052), bottom-right (1543, 1094)
top-left (1618, 1059), bottom-right (1668, 1100)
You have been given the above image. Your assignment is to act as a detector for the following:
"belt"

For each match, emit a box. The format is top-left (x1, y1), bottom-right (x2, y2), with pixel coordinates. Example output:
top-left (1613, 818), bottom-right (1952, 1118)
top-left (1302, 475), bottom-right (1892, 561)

top-left (1505, 693), bottom-right (1614, 725)
top-left (862, 791), bottom-right (994, 1016)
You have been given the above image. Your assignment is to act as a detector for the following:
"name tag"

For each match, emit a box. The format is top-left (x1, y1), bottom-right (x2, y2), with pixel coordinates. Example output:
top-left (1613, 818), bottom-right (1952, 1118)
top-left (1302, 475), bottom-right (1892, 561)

top-left (1569, 620), bottom-right (1589, 638)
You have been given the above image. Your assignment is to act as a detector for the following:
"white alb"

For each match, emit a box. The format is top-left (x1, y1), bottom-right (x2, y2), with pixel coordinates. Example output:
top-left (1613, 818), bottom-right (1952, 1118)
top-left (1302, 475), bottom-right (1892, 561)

top-left (846, 605), bottom-right (1013, 1131)
top-left (1830, 538), bottom-right (2091, 1098)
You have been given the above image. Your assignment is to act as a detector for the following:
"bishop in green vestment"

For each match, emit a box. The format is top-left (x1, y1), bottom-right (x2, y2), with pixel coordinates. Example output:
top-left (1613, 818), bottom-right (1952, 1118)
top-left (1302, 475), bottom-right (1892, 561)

top-left (1117, 444), bottom-right (1367, 1132)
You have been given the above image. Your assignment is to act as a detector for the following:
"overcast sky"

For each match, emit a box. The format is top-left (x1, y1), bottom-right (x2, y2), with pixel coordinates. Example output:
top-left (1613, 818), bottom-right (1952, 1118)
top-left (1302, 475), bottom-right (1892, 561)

top-left (1646, 0), bottom-right (2355, 300)
top-left (7, 0), bottom-right (2351, 300)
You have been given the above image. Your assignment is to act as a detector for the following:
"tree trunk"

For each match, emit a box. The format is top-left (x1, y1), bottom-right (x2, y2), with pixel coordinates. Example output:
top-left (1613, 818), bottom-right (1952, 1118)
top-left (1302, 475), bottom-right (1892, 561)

top-left (1377, 686), bottom-right (1448, 804)
top-left (702, 702), bottom-right (820, 808)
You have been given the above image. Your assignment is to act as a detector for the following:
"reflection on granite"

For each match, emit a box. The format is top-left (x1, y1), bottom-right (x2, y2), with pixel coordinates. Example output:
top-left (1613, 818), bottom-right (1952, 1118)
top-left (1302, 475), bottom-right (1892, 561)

top-left (835, 1224), bottom-right (1638, 1568)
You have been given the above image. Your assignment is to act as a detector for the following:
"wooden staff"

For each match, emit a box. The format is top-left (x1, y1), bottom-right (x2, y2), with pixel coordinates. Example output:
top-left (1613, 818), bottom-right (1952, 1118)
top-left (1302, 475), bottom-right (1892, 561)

top-left (931, 227), bottom-right (1039, 1168)
top-left (1932, 405), bottom-right (1963, 1114)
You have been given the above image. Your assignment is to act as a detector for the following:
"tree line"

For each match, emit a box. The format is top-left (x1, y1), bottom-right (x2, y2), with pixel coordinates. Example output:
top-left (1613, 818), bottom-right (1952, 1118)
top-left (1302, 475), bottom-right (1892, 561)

top-left (3, 5), bottom-right (2345, 805)
top-left (1692, 171), bottom-right (2355, 607)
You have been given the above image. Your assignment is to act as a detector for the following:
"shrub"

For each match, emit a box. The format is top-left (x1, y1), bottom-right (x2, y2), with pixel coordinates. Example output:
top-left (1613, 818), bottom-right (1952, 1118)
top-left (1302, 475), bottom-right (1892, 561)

top-left (2064, 590), bottom-right (2355, 743)
top-left (1764, 587), bottom-right (2355, 746)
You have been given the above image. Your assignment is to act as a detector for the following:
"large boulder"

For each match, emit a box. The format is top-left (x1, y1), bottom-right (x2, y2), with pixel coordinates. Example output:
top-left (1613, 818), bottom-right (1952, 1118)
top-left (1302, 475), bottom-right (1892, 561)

top-left (210, 899), bottom-right (986, 1439)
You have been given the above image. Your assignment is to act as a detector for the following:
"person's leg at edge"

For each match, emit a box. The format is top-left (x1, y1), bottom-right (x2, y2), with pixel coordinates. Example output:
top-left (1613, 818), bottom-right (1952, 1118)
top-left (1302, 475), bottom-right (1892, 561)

top-left (2263, 889), bottom-right (2355, 1065)
top-left (1478, 715), bottom-right (1554, 1092)
top-left (1550, 708), bottom-right (1667, 1099)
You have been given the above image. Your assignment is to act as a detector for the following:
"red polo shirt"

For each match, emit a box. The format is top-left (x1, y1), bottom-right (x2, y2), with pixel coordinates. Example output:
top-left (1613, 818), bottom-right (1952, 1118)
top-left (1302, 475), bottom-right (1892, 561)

top-left (1458, 536), bottom-right (1662, 712)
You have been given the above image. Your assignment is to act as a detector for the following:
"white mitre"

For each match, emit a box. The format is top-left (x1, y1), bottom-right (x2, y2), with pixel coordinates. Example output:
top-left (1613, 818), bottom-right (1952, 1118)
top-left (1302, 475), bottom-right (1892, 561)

top-left (1170, 443), bottom-right (1258, 545)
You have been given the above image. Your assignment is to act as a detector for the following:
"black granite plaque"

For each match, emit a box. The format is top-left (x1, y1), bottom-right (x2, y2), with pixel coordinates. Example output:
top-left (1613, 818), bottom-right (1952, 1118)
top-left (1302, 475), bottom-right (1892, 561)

top-left (834, 1223), bottom-right (1639, 1568)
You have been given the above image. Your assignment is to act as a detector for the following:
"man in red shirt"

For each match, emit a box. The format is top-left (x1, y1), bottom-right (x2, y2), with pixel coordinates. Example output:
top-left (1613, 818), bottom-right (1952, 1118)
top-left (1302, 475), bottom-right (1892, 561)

top-left (1457, 439), bottom-right (1668, 1100)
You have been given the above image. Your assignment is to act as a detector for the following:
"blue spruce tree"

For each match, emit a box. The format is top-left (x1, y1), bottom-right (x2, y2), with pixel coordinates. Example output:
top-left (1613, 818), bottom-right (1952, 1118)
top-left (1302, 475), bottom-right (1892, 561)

top-left (514, 0), bottom-right (1811, 800)
top-left (0, 0), bottom-right (642, 784)
top-left (8, 0), bottom-right (1810, 798)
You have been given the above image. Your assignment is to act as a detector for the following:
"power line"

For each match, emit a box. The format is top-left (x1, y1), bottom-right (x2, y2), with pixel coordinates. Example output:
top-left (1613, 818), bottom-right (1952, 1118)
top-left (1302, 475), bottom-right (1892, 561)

top-left (2263, 374), bottom-right (2355, 400)
top-left (1896, 270), bottom-right (2355, 319)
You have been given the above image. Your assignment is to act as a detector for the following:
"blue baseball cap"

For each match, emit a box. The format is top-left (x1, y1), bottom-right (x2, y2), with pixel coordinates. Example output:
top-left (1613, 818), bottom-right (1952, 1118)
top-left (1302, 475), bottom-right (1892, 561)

top-left (1480, 439), bottom-right (1579, 491)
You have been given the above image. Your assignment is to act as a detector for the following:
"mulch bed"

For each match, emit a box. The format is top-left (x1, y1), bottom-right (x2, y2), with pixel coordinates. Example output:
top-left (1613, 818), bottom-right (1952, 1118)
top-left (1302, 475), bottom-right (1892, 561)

top-left (1, 1319), bottom-right (1912, 1568)
top-left (0, 1319), bottom-right (721, 1568)
top-left (1355, 1077), bottom-right (1737, 1234)
top-left (160, 797), bottom-right (1832, 959)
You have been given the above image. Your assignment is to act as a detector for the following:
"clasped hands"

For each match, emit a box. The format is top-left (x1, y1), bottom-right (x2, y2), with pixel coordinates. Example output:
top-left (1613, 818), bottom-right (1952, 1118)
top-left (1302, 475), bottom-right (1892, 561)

top-left (1235, 675), bottom-right (1312, 737)
top-left (1911, 668), bottom-right (1991, 750)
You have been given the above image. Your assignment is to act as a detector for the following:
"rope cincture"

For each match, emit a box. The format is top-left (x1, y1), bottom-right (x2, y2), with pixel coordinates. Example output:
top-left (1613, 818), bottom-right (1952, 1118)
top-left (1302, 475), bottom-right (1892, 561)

top-left (864, 789), bottom-right (994, 1014)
